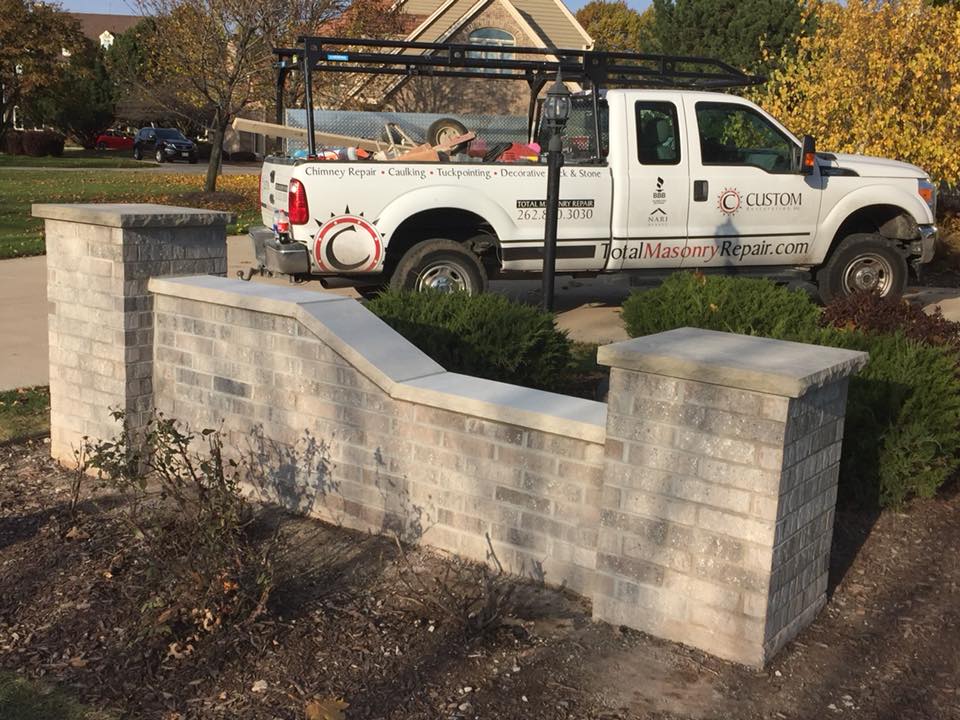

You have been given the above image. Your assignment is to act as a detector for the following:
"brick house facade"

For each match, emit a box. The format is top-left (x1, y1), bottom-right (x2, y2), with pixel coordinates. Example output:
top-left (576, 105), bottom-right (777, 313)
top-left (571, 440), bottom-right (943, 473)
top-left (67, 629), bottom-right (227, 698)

top-left (357, 0), bottom-right (594, 116)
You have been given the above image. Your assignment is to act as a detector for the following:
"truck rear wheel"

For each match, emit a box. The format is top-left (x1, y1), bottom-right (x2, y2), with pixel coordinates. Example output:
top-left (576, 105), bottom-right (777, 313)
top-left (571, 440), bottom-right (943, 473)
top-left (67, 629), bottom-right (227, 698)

top-left (816, 233), bottom-right (907, 304)
top-left (391, 239), bottom-right (487, 295)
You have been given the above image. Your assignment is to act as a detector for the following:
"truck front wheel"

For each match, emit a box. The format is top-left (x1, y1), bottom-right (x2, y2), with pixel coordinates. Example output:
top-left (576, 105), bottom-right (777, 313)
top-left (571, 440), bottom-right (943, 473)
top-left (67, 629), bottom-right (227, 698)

top-left (391, 239), bottom-right (487, 295)
top-left (816, 233), bottom-right (907, 304)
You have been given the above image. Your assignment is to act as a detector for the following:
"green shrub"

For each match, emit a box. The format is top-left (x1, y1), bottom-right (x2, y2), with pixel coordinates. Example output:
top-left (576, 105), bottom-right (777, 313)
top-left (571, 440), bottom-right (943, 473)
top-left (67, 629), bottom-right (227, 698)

top-left (622, 272), bottom-right (960, 508)
top-left (800, 328), bottom-right (960, 508)
top-left (621, 272), bottom-right (820, 339)
top-left (366, 290), bottom-right (573, 392)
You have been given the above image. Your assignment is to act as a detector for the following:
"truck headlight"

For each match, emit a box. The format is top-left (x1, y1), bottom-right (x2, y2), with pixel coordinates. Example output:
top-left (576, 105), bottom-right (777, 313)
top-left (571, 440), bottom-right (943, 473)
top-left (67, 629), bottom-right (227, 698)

top-left (918, 178), bottom-right (937, 215)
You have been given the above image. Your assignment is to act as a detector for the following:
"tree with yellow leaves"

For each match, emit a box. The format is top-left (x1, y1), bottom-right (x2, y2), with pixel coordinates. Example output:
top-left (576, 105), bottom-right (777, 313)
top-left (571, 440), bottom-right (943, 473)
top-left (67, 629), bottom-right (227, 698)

top-left (754, 0), bottom-right (960, 185)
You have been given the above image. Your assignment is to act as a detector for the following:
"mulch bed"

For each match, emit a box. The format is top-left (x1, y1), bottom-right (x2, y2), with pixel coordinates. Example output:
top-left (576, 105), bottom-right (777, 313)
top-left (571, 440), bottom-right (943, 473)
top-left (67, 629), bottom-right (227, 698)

top-left (1, 438), bottom-right (959, 719)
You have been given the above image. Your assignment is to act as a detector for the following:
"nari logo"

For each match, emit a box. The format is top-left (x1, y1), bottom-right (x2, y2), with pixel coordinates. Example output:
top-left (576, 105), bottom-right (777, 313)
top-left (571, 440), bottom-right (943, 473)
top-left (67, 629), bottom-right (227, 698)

top-left (313, 208), bottom-right (382, 272)
top-left (717, 188), bottom-right (741, 215)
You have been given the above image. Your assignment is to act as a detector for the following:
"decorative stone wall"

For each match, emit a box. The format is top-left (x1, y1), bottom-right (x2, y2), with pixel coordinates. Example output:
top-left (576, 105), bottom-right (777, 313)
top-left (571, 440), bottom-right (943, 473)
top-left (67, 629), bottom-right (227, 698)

top-left (41, 207), bottom-right (869, 667)
top-left (150, 276), bottom-right (606, 597)
top-left (594, 330), bottom-right (865, 666)
top-left (34, 204), bottom-right (230, 463)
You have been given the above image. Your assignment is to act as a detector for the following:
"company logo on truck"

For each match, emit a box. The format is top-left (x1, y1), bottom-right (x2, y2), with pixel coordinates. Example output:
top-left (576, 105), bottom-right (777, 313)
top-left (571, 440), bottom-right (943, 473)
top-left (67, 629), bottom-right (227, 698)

top-left (717, 188), bottom-right (742, 215)
top-left (718, 188), bottom-right (803, 215)
top-left (313, 210), bottom-right (382, 272)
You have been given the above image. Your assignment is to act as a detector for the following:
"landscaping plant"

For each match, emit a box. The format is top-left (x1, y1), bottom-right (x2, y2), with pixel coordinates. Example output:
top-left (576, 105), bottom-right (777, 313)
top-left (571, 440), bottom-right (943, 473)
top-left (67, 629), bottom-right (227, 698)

top-left (754, 0), bottom-right (960, 184)
top-left (367, 289), bottom-right (574, 392)
top-left (85, 412), bottom-right (278, 654)
top-left (620, 271), bottom-right (820, 339)
top-left (821, 291), bottom-right (960, 359)
top-left (621, 272), bottom-right (960, 508)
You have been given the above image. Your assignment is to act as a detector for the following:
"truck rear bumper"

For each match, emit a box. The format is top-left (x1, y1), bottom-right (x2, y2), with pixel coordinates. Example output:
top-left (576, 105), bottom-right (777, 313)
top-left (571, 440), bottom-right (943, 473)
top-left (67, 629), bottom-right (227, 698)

top-left (249, 226), bottom-right (310, 275)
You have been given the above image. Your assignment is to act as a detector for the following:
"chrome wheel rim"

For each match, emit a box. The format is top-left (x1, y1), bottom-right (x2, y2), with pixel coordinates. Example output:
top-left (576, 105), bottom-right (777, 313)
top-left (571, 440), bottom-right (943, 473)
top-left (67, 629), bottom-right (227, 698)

top-left (842, 254), bottom-right (894, 295)
top-left (416, 262), bottom-right (470, 293)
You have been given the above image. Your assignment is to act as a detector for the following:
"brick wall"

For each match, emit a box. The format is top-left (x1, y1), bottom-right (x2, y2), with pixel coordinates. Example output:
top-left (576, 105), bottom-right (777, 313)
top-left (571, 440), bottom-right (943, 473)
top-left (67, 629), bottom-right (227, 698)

top-left (39, 212), bottom-right (869, 668)
top-left (151, 280), bottom-right (605, 596)
top-left (143, 279), bottom-right (866, 668)
top-left (387, 4), bottom-right (558, 116)
top-left (36, 204), bottom-right (230, 462)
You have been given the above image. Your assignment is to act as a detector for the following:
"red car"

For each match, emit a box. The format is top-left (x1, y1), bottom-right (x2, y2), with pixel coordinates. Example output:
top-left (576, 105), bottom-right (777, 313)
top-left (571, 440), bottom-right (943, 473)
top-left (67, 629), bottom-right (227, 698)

top-left (95, 130), bottom-right (135, 151)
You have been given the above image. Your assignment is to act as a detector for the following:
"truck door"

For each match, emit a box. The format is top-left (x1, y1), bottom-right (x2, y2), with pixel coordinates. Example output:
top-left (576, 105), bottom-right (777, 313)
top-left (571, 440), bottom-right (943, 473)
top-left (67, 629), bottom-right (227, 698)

top-left (616, 99), bottom-right (690, 269)
top-left (683, 99), bottom-right (822, 269)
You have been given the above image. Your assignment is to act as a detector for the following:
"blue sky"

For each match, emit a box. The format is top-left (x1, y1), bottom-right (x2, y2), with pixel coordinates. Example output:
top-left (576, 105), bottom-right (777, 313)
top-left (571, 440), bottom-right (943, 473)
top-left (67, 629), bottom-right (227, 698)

top-left (61, 0), bottom-right (651, 16)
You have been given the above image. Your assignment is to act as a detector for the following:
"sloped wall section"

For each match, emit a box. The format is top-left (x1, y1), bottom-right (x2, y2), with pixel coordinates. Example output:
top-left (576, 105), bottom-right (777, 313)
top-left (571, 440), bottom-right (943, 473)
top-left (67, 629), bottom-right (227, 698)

top-left (150, 275), bottom-right (606, 597)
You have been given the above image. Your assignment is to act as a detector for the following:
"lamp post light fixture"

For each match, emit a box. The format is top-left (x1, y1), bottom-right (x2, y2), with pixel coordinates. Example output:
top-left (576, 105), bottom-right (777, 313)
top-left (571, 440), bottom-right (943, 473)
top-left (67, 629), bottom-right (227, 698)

top-left (541, 71), bottom-right (571, 312)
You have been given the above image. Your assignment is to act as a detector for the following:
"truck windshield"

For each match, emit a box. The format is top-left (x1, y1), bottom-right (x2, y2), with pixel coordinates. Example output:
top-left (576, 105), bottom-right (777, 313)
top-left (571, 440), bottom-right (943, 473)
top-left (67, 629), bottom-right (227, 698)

top-left (537, 96), bottom-right (609, 163)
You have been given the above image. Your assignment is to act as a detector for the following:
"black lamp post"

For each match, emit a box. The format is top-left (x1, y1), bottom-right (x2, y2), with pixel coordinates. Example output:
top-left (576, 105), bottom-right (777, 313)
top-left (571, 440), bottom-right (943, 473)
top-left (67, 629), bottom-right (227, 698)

top-left (541, 71), bottom-right (571, 312)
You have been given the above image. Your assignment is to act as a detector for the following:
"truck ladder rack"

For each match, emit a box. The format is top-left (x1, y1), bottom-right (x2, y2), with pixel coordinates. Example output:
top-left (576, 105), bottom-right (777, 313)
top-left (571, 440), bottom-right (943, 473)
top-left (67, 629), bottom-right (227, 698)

top-left (273, 36), bottom-right (765, 159)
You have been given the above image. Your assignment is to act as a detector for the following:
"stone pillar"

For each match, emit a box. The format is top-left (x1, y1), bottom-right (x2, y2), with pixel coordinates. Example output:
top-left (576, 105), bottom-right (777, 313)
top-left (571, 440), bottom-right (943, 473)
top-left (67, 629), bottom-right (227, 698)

top-left (33, 203), bottom-right (231, 463)
top-left (593, 327), bottom-right (867, 667)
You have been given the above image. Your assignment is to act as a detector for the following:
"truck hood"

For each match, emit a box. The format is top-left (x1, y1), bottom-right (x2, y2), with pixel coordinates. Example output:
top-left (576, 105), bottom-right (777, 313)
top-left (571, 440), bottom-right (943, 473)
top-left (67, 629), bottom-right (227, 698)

top-left (819, 152), bottom-right (927, 179)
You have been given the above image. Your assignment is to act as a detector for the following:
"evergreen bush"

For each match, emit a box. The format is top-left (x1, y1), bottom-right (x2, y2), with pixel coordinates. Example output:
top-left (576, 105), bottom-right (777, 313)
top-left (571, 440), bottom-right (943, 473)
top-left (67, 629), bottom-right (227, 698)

top-left (621, 272), bottom-right (820, 339)
top-left (366, 290), bottom-right (573, 392)
top-left (621, 272), bottom-right (960, 508)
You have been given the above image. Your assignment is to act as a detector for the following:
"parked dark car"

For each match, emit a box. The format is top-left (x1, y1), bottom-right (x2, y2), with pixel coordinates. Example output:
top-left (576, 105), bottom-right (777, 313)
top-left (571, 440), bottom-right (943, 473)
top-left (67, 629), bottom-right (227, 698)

top-left (133, 127), bottom-right (198, 163)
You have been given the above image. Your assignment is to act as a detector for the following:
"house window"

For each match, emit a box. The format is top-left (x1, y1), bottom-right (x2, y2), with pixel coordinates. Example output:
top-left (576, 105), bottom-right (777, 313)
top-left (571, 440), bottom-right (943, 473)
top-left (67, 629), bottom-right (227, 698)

top-left (467, 28), bottom-right (515, 72)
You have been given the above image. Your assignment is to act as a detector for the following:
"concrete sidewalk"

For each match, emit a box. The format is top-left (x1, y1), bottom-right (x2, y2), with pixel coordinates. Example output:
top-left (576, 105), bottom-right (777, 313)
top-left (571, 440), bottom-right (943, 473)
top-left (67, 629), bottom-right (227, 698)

top-left (0, 256), bottom-right (49, 391)
top-left (2, 239), bottom-right (958, 391)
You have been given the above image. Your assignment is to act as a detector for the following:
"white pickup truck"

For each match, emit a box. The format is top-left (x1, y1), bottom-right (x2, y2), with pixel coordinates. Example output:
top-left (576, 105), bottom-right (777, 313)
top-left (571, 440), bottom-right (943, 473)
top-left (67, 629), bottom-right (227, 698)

top-left (252, 88), bottom-right (937, 303)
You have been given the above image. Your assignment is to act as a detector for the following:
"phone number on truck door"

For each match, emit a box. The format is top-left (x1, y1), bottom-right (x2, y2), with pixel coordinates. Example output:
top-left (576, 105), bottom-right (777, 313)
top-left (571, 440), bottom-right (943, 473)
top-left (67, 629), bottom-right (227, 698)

top-left (516, 207), bottom-right (595, 221)
top-left (516, 199), bottom-right (595, 222)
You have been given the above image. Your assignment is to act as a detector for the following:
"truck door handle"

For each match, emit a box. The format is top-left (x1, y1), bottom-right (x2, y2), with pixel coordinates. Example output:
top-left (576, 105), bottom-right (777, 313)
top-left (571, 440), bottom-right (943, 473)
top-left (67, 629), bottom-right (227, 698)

top-left (694, 180), bottom-right (708, 202)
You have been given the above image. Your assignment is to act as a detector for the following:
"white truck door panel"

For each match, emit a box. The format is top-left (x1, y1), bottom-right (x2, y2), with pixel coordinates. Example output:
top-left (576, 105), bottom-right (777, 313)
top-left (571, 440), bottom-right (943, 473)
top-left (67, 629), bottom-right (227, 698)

top-left (618, 97), bottom-right (691, 270)
top-left (683, 99), bottom-right (823, 269)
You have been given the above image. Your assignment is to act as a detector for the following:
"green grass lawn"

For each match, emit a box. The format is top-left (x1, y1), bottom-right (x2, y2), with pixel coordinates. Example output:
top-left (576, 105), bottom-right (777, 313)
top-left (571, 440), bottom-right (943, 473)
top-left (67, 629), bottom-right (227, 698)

top-left (0, 149), bottom-right (143, 169)
top-left (0, 672), bottom-right (115, 720)
top-left (0, 171), bottom-right (259, 259)
top-left (0, 386), bottom-right (50, 443)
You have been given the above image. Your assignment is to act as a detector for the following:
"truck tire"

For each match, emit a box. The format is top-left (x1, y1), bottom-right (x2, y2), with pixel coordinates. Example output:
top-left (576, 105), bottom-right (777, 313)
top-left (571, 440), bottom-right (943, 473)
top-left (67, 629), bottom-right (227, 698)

top-left (391, 239), bottom-right (487, 295)
top-left (816, 233), bottom-right (907, 303)
top-left (426, 118), bottom-right (469, 153)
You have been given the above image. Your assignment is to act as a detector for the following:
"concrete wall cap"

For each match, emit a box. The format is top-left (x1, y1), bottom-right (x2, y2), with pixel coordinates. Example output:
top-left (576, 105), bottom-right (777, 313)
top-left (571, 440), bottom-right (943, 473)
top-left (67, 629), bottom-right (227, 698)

top-left (597, 327), bottom-right (869, 398)
top-left (32, 203), bottom-right (234, 228)
top-left (395, 372), bottom-right (607, 444)
top-left (146, 276), bottom-right (610, 442)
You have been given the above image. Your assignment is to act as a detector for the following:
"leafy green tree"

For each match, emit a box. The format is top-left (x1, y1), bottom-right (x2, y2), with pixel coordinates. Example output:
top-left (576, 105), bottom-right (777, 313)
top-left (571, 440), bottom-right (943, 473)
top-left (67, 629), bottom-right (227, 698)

top-left (651, 0), bottom-right (808, 73)
top-left (32, 41), bottom-right (115, 148)
top-left (576, 1), bottom-right (659, 52)
top-left (0, 0), bottom-right (84, 143)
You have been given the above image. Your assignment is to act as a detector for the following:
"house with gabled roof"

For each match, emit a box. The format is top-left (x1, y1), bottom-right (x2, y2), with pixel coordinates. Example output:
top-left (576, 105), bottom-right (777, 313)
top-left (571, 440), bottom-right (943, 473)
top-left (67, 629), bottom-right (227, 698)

top-left (347, 0), bottom-right (593, 115)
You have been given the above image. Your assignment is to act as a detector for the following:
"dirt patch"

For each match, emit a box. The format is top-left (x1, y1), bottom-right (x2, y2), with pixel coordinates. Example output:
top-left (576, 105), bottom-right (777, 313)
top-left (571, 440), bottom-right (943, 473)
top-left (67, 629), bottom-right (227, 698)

top-left (2, 439), bottom-right (959, 719)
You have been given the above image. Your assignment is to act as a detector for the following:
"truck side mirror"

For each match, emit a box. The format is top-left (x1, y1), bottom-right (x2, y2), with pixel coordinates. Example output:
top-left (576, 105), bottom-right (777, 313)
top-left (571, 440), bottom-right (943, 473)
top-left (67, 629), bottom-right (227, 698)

top-left (800, 135), bottom-right (816, 175)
